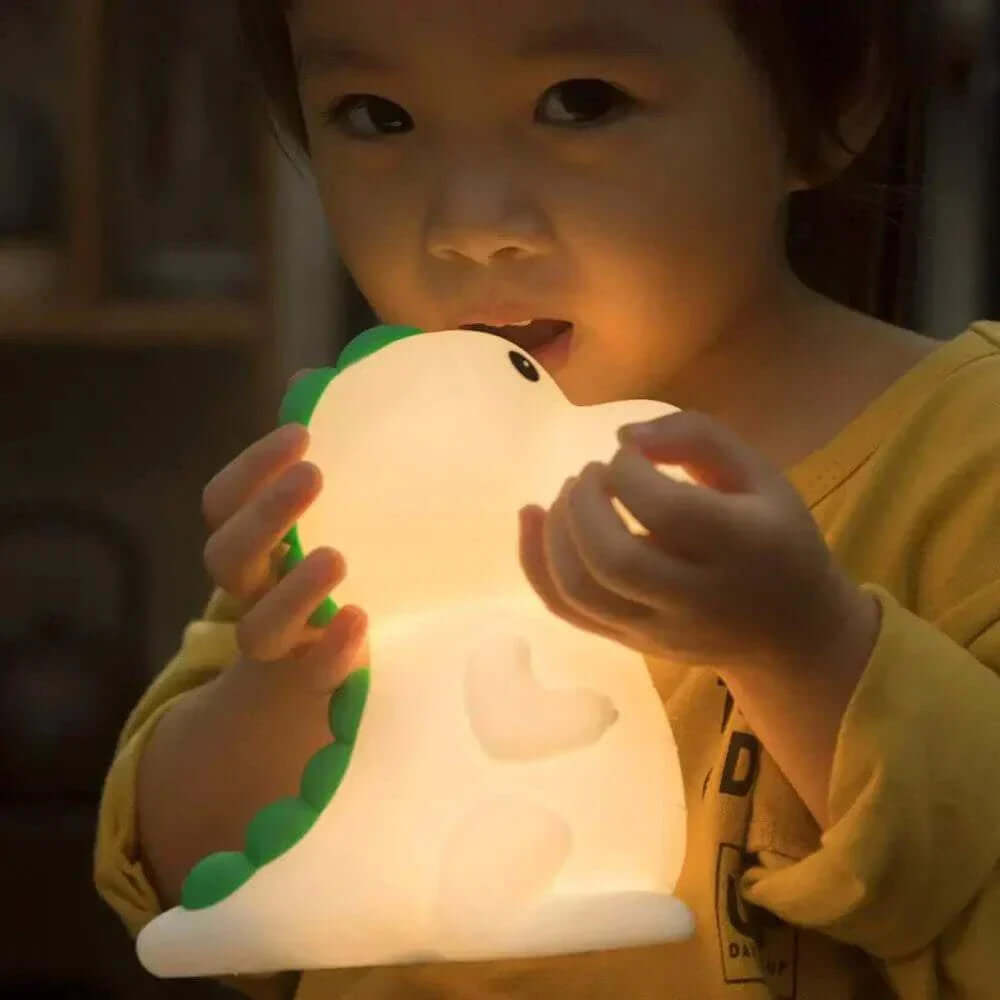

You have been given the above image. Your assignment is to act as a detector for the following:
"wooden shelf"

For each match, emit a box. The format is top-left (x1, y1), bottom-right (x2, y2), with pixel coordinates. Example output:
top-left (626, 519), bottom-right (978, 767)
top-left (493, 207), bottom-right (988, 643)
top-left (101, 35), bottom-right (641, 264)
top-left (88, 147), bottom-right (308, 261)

top-left (0, 300), bottom-right (265, 345)
top-left (0, 238), bottom-right (60, 252)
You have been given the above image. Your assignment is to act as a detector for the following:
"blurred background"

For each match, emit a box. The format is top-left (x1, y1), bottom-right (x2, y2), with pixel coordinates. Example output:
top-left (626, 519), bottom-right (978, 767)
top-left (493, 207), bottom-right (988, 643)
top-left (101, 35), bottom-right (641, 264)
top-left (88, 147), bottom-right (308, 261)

top-left (0, 0), bottom-right (997, 996)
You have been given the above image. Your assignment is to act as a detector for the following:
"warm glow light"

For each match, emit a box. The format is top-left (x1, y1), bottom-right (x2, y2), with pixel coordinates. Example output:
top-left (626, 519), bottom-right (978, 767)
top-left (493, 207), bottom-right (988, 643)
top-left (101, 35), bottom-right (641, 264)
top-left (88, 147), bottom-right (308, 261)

top-left (137, 326), bottom-right (695, 978)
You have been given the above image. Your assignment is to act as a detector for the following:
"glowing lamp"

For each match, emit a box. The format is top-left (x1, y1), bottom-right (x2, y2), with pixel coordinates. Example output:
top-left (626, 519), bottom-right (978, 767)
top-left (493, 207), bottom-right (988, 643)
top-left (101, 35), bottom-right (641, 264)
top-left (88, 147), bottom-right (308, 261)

top-left (137, 325), bottom-right (695, 978)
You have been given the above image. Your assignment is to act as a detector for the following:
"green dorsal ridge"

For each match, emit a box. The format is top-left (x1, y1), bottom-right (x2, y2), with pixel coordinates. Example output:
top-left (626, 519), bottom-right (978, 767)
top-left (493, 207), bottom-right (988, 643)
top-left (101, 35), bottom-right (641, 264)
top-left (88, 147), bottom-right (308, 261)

top-left (180, 664), bottom-right (371, 911)
top-left (278, 324), bottom-right (424, 628)
top-left (335, 323), bottom-right (423, 372)
top-left (278, 367), bottom-right (339, 625)
top-left (178, 329), bottom-right (416, 913)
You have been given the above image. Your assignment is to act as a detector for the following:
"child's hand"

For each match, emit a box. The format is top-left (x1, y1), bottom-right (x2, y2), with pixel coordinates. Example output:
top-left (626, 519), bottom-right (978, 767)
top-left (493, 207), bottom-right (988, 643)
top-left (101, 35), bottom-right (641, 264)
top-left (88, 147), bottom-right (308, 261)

top-left (518, 410), bottom-right (873, 678)
top-left (200, 375), bottom-right (368, 692)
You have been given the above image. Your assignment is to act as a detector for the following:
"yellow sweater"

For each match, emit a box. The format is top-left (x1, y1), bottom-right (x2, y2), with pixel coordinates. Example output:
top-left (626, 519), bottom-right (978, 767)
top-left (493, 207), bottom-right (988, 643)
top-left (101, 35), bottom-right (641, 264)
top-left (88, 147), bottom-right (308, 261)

top-left (97, 322), bottom-right (1000, 999)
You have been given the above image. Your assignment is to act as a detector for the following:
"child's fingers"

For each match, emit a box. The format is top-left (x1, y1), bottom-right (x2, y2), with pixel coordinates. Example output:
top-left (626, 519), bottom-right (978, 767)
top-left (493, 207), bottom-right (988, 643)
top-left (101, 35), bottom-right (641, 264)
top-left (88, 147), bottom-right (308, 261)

top-left (202, 424), bottom-right (309, 533)
top-left (204, 461), bottom-right (322, 601)
top-left (236, 546), bottom-right (347, 662)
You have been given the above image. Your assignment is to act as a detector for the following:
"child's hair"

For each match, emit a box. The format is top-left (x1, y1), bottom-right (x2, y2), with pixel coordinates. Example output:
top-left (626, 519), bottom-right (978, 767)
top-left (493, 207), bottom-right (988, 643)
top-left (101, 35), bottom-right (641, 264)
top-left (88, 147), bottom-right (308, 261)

top-left (236, 0), bottom-right (917, 182)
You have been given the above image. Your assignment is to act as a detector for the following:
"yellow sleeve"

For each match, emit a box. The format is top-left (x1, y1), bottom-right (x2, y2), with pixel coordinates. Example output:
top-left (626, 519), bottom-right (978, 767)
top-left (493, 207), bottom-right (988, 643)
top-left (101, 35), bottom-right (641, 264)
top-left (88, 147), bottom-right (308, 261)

top-left (740, 581), bottom-right (1000, 995)
top-left (93, 588), bottom-right (300, 1000)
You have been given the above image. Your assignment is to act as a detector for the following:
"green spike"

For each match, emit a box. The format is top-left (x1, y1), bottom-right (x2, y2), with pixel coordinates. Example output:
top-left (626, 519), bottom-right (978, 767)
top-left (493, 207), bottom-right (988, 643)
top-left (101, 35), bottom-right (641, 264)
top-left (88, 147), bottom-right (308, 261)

top-left (245, 798), bottom-right (319, 867)
top-left (330, 668), bottom-right (370, 744)
top-left (178, 326), bottom-right (406, 911)
top-left (300, 742), bottom-right (354, 810)
top-left (279, 367), bottom-right (337, 428)
top-left (181, 851), bottom-right (256, 910)
top-left (336, 324), bottom-right (423, 372)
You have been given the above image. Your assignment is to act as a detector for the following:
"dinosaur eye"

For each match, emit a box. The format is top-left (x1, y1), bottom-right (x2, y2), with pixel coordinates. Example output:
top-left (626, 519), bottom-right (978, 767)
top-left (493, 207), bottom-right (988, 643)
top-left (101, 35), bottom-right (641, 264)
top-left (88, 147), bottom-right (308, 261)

top-left (509, 351), bottom-right (540, 383)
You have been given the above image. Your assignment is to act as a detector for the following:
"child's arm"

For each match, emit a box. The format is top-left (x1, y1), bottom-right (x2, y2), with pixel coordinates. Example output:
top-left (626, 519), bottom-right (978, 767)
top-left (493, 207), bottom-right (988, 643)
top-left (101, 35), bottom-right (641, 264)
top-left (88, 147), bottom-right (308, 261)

top-left (94, 587), bottom-right (246, 936)
top-left (730, 343), bottom-right (1000, 995)
top-left (95, 423), bottom-right (367, 941)
top-left (738, 583), bottom-right (1000, 992)
top-left (134, 424), bottom-right (369, 906)
top-left (134, 599), bottom-right (365, 907)
top-left (95, 584), bottom-right (362, 1000)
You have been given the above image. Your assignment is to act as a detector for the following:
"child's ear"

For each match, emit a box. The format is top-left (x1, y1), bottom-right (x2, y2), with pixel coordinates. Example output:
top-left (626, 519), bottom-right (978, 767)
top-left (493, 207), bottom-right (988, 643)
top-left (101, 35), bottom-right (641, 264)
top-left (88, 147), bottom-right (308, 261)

top-left (787, 45), bottom-right (894, 194)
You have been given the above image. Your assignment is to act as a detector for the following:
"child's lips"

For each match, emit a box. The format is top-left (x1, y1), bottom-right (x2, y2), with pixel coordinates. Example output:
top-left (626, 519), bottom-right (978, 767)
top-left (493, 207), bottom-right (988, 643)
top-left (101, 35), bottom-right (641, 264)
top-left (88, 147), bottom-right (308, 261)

top-left (460, 319), bottom-right (573, 351)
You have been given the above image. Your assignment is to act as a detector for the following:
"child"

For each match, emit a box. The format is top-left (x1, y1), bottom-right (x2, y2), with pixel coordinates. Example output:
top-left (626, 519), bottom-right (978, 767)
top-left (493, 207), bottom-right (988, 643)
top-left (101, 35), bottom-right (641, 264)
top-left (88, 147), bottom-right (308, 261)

top-left (96, 1), bottom-right (1000, 997)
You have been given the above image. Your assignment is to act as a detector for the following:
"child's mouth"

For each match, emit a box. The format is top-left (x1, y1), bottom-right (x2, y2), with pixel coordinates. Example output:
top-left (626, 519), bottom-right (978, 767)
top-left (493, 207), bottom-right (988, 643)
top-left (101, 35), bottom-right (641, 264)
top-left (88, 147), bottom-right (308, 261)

top-left (460, 319), bottom-right (573, 352)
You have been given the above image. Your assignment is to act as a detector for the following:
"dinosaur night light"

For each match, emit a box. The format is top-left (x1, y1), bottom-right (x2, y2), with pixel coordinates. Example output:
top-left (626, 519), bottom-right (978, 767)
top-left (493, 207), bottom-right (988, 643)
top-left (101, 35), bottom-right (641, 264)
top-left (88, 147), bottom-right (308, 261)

top-left (136, 324), bottom-right (695, 977)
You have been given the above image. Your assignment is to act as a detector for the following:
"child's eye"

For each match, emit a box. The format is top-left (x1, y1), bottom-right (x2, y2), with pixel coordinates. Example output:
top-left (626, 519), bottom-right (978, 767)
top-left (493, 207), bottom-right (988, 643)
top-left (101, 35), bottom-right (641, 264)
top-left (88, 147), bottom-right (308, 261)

top-left (535, 79), bottom-right (636, 128)
top-left (322, 95), bottom-right (414, 139)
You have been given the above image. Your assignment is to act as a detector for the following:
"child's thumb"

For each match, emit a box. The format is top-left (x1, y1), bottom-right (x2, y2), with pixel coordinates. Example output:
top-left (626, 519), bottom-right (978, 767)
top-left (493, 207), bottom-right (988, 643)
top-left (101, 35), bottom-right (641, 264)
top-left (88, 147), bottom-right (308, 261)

top-left (300, 606), bottom-right (368, 693)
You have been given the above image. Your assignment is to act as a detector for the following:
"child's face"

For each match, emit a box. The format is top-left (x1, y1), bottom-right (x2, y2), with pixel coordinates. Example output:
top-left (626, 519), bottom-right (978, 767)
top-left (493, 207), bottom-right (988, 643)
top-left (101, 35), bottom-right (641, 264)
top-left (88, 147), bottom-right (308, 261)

top-left (291, 0), bottom-right (796, 405)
